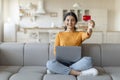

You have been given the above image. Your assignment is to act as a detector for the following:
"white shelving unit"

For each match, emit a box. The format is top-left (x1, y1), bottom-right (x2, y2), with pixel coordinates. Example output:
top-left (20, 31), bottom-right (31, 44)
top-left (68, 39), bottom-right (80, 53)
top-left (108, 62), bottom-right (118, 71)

top-left (16, 28), bottom-right (120, 44)
top-left (19, 3), bottom-right (37, 21)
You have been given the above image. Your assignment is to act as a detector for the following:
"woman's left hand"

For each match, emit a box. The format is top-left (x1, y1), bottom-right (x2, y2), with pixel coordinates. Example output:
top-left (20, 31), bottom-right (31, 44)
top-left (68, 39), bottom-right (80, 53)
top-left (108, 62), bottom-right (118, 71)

top-left (86, 20), bottom-right (95, 35)
top-left (88, 20), bottom-right (95, 29)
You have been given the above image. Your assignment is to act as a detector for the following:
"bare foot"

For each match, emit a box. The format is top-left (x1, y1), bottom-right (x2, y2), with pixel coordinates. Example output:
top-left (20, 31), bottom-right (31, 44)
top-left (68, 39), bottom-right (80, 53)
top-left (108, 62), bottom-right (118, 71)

top-left (69, 69), bottom-right (81, 76)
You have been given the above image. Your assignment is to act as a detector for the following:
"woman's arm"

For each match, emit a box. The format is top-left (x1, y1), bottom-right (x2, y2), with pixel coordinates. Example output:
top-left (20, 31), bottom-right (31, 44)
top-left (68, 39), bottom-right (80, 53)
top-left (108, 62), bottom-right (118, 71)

top-left (86, 20), bottom-right (95, 35)
top-left (82, 20), bottom-right (95, 42)
top-left (54, 33), bottom-right (60, 56)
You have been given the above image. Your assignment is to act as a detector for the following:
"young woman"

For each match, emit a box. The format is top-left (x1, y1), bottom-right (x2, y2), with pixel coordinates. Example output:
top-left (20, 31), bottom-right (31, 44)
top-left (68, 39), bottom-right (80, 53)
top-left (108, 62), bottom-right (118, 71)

top-left (47, 12), bottom-right (98, 76)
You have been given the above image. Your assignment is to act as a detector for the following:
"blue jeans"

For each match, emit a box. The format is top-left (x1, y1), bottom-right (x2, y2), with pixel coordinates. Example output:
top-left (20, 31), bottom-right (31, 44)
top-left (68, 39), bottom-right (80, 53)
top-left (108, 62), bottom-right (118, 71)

top-left (46, 57), bottom-right (93, 75)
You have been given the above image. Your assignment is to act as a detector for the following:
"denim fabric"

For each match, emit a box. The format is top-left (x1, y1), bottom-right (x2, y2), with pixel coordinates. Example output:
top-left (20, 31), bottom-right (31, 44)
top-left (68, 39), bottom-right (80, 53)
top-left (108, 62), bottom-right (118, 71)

top-left (46, 57), bottom-right (93, 75)
top-left (70, 57), bottom-right (93, 71)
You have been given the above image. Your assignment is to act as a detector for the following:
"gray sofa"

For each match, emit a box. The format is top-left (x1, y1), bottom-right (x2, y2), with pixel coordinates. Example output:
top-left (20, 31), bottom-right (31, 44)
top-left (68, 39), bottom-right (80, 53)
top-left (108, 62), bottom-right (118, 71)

top-left (0, 42), bottom-right (120, 80)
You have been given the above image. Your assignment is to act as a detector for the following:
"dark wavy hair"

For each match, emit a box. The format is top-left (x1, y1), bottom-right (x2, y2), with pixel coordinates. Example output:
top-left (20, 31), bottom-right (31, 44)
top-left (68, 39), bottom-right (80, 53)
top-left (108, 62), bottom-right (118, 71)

top-left (63, 12), bottom-right (78, 31)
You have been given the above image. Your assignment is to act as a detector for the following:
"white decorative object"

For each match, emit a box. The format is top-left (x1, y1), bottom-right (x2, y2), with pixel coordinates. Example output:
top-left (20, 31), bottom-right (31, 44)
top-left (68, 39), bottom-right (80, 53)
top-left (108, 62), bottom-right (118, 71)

top-left (26, 2), bottom-right (33, 9)
top-left (29, 32), bottom-right (39, 39)
top-left (36, 0), bottom-right (45, 14)
top-left (51, 22), bottom-right (55, 28)
top-left (4, 18), bottom-right (16, 42)
top-left (73, 3), bottom-right (80, 9)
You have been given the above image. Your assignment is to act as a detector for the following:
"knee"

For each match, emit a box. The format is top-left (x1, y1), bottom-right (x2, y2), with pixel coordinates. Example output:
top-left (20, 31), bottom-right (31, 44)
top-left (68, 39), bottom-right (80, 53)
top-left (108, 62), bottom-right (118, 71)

top-left (83, 56), bottom-right (92, 60)
top-left (46, 59), bottom-right (56, 69)
top-left (82, 57), bottom-right (92, 62)
top-left (82, 57), bottom-right (93, 68)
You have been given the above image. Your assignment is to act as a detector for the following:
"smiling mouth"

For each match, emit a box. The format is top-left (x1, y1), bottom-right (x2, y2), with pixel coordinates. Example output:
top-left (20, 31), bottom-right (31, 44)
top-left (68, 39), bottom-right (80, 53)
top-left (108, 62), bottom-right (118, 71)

top-left (67, 24), bottom-right (72, 26)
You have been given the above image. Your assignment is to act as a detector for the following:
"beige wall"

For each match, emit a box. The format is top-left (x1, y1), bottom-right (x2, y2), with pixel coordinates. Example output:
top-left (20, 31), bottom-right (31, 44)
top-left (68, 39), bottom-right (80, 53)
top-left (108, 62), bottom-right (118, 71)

top-left (113, 0), bottom-right (120, 31)
top-left (3, 0), bottom-right (19, 23)
top-left (0, 0), bottom-right (2, 41)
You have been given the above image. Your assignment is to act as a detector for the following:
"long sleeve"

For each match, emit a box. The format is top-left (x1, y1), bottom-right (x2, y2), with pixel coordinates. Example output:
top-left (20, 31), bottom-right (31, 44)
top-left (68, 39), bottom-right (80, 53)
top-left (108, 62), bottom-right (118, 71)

top-left (82, 32), bottom-right (91, 42)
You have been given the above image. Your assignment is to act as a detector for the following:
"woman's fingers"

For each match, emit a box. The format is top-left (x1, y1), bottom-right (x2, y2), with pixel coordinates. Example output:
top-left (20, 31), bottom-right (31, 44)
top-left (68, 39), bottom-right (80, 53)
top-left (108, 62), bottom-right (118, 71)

top-left (88, 20), bottom-right (95, 28)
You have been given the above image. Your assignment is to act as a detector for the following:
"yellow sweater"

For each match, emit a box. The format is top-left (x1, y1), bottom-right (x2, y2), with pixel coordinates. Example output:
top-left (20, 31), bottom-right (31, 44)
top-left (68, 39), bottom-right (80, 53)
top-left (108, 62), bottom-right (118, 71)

top-left (54, 31), bottom-right (91, 55)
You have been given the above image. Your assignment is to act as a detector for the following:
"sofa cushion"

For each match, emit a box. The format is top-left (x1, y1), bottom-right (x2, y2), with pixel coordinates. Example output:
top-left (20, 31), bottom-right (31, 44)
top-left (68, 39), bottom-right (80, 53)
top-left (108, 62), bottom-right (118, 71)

top-left (19, 66), bottom-right (46, 74)
top-left (0, 43), bottom-right (24, 66)
top-left (10, 73), bottom-right (43, 80)
top-left (43, 74), bottom-right (76, 80)
top-left (82, 44), bottom-right (101, 66)
top-left (49, 43), bottom-right (55, 60)
top-left (77, 74), bottom-right (112, 80)
top-left (104, 67), bottom-right (120, 80)
top-left (24, 43), bottom-right (49, 66)
top-left (77, 67), bottom-right (112, 80)
top-left (0, 66), bottom-right (21, 73)
top-left (0, 71), bottom-right (12, 80)
top-left (101, 44), bottom-right (120, 66)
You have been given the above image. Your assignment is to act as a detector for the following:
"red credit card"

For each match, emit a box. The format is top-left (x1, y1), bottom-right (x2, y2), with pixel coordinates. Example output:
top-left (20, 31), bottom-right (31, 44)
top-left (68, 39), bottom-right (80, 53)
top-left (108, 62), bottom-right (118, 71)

top-left (83, 15), bottom-right (91, 21)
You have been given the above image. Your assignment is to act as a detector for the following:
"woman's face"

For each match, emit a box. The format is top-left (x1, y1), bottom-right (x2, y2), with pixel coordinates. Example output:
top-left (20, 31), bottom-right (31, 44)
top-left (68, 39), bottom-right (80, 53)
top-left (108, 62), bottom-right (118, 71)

top-left (64, 15), bottom-right (76, 30)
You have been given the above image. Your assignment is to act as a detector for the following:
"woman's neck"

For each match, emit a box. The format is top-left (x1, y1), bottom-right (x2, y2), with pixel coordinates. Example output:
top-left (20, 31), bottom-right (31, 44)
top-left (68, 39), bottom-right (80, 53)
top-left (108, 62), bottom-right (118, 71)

top-left (66, 28), bottom-right (75, 32)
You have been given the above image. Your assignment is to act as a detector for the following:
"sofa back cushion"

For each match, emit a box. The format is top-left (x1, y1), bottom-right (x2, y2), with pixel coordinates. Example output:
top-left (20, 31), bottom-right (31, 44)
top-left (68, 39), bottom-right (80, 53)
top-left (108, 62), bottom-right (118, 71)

top-left (82, 44), bottom-right (101, 66)
top-left (0, 43), bottom-right (24, 66)
top-left (24, 43), bottom-right (49, 66)
top-left (101, 44), bottom-right (120, 66)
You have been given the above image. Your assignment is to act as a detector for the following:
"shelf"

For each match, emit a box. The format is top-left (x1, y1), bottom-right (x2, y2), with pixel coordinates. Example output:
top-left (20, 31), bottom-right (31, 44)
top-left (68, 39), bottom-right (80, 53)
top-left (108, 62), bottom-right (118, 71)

top-left (18, 27), bottom-right (64, 33)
